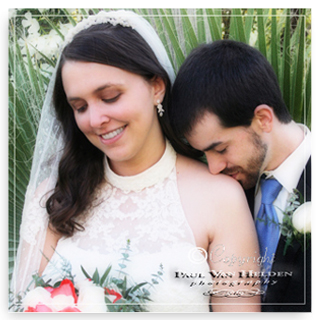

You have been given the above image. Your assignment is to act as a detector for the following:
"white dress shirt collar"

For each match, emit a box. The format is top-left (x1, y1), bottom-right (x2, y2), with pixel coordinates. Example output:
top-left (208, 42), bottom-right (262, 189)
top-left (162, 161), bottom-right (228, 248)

top-left (259, 124), bottom-right (311, 194)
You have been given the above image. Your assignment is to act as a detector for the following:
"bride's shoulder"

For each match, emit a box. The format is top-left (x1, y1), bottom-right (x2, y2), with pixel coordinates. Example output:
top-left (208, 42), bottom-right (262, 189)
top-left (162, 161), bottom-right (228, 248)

top-left (175, 155), bottom-right (250, 241)
top-left (176, 154), bottom-right (242, 195)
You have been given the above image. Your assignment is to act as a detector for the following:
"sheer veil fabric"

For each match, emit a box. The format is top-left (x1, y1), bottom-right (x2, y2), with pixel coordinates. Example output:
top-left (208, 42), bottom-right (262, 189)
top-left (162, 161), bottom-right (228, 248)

top-left (11, 10), bottom-right (177, 301)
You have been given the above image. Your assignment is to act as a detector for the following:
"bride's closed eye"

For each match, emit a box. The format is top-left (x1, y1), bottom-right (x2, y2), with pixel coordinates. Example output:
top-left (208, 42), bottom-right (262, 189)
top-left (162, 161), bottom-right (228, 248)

top-left (102, 93), bottom-right (121, 104)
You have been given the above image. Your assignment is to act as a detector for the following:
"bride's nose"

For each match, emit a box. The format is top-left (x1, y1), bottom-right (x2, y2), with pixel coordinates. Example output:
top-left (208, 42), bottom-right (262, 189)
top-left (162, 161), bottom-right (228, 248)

top-left (89, 103), bottom-right (110, 128)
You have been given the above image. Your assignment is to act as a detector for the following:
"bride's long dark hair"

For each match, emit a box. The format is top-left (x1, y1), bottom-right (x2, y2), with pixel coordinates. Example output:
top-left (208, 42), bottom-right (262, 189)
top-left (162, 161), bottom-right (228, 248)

top-left (47, 23), bottom-right (200, 237)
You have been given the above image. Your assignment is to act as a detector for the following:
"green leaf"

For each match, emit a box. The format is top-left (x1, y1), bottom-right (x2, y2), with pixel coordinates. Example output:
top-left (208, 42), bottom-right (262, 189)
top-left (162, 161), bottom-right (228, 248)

top-left (232, 9), bottom-right (247, 43)
top-left (81, 265), bottom-right (91, 279)
top-left (271, 9), bottom-right (279, 80)
top-left (61, 9), bottom-right (78, 26)
top-left (158, 9), bottom-right (185, 69)
top-left (282, 9), bottom-right (291, 110)
top-left (292, 11), bottom-right (306, 121)
top-left (196, 9), bottom-right (206, 44)
top-left (305, 60), bottom-right (311, 128)
top-left (122, 253), bottom-right (129, 260)
top-left (43, 16), bottom-right (65, 40)
top-left (151, 10), bottom-right (175, 69)
top-left (130, 281), bottom-right (149, 293)
top-left (205, 8), bottom-right (221, 41)
top-left (244, 9), bottom-right (254, 43)
top-left (100, 265), bottom-right (112, 286)
top-left (124, 282), bottom-right (149, 298)
top-left (257, 9), bottom-right (267, 57)
top-left (92, 268), bottom-right (100, 284)
top-left (180, 8), bottom-right (198, 55)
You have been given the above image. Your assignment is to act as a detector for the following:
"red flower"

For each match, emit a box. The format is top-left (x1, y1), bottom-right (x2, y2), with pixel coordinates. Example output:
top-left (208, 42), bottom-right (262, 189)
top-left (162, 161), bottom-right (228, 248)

top-left (106, 288), bottom-right (122, 303)
top-left (45, 279), bottom-right (78, 303)
top-left (24, 279), bottom-right (80, 312)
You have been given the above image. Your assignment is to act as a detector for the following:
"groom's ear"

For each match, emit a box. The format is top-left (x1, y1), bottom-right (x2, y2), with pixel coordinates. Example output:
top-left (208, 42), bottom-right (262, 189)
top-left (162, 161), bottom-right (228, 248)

top-left (251, 104), bottom-right (274, 133)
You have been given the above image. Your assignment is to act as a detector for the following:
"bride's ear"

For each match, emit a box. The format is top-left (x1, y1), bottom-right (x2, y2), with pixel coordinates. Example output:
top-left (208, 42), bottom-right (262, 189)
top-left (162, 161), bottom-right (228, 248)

top-left (151, 76), bottom-right (166, 104)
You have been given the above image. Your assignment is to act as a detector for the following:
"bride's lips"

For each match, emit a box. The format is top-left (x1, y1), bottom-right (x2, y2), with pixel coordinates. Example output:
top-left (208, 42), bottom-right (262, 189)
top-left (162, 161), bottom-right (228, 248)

top-left (99, 125), bottom-right (127, 144)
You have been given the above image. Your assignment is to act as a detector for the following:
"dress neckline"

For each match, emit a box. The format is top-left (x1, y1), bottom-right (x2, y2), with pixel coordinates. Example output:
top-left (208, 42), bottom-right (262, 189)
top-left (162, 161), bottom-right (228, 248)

top-left (104, 140), bottom-right (176, 192)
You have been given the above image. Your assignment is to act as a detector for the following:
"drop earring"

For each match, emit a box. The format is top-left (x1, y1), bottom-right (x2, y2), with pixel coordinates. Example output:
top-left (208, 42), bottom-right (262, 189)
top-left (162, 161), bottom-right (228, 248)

top-left (156, 100), bottom-right (164, 117)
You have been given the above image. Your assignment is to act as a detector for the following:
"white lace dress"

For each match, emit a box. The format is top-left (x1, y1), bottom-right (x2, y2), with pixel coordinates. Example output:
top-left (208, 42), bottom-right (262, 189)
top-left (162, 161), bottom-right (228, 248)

top-left (40, 141), bottom-right (211, 312)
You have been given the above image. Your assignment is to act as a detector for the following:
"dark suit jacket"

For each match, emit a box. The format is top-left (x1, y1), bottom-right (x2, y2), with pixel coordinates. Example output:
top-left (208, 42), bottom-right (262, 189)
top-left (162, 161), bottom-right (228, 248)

top-left (245, 157), bottom-right (311, 312)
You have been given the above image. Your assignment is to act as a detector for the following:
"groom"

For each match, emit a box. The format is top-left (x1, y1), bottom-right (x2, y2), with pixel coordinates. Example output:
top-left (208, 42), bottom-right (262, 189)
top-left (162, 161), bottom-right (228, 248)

top-left (169, 40), bottom-right (311, 312)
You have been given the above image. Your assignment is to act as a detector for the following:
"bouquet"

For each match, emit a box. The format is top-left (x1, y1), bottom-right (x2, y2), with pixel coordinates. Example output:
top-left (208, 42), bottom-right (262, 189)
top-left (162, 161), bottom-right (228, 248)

top-left (10, 240), bottom-right (164, 312)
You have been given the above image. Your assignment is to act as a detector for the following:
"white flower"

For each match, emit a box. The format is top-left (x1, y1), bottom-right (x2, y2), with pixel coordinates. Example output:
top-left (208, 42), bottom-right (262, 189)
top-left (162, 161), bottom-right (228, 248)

top-left (77, 280), bottom-right (107, 312)
top-left (22, 12), bottom-right (40, 35)
top-left (59, 22), bottom-right (74, 37)
top-left (9, 9), bottom-right (17, 19)
top-left (292, 201), bottom-right (312, 233)
top-left (22, 287), bottom-right (52, 309)
top-left (39, 30), bottom-right (62, 58)
top-left (51, 294), bottom-right (76, 311)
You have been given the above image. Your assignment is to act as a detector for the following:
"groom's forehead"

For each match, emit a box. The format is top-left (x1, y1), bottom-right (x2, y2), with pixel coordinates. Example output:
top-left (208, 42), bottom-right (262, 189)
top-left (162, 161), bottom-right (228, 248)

top-left (189, 111), bottom-right (224, 136)
top-left (186, 112), bottom-right (225, 148)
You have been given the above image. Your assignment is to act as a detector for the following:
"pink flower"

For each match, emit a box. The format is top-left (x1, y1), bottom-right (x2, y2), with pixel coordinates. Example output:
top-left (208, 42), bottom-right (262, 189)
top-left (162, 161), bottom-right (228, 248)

top-left (23, 279), bottom-right (80, 312)
top-left (24, 303), bottom-right (53, 312)
top-left (58, 306), bottom-right (81, 312)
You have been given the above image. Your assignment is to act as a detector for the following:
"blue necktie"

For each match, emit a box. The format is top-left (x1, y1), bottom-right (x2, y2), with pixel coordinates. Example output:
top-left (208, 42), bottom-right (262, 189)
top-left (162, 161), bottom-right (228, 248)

top-left (256, 178), bottom-right (282, 292)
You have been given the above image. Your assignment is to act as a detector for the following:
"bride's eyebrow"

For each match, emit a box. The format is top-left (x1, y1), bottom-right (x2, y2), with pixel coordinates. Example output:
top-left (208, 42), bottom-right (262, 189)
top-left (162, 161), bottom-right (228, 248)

top-left (67, 83), bottom-right (122, 102)
top-left (94, 84), bottom-right (114, 94)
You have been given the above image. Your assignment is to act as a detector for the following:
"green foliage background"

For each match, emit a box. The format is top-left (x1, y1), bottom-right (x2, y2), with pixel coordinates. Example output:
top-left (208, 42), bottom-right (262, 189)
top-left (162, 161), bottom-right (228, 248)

top-left (8, 8), bottom-right (311, 282)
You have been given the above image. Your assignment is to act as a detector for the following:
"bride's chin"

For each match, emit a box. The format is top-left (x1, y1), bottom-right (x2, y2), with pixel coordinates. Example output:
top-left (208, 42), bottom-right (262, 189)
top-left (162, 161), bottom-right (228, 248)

top-left (105, 148), bottom-right (132, 165)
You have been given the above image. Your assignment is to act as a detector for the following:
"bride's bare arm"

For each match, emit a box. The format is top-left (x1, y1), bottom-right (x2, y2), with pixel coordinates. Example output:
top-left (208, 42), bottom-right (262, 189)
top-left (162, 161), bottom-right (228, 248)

top-left (176, 155), bottom-right (261, 312)
top-left (206, 178), bottom-right (261, 312)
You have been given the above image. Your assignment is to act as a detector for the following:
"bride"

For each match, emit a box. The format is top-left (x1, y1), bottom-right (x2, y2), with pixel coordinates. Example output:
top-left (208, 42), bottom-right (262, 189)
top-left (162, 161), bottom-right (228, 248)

top-left (11, 10), bottom-right (260, 312)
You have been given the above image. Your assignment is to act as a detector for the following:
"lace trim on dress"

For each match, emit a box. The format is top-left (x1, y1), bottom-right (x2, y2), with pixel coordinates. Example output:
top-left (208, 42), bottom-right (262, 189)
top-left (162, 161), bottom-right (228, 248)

top-left (104, 140), bottom-right (176, 192)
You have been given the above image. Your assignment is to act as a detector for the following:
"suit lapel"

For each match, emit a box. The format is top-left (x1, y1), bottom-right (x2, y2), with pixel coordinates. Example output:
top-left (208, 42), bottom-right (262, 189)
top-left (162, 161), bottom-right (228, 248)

top-left (266, 156), bottom-right (311, 302)
top-left (270, 156), bottom-right (311, 267)
top-left (245, 186), bottom-right (255, 218)
top-left (296, 157), bottom-right (311, 202)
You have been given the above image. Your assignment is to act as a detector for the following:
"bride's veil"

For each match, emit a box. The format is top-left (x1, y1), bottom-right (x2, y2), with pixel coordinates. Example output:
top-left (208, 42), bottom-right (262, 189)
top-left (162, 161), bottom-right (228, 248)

top-left (10, 9), bottom-right (176, 303)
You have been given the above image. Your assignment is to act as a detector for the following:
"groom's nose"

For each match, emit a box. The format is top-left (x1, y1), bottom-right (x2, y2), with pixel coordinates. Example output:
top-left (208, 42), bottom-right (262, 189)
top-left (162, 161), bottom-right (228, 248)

top-left (206, 153), bottom-right (227, 175)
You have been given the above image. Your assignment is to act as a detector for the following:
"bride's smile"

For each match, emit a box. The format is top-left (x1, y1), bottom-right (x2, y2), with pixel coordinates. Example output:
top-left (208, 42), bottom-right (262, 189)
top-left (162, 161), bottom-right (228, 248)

top-left (62, 61), bottom-right (166, 176)
top-left (100, 125), bottom-right (127, 141)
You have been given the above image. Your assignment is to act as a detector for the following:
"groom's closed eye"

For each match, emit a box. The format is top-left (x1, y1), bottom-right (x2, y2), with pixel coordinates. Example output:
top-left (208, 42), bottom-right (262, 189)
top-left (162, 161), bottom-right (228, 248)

top-left (201, 141), bottom-right (223, 153)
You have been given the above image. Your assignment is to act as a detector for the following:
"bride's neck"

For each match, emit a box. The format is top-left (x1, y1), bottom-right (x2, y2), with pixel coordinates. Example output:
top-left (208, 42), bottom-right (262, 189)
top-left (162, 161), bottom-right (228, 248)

top-left (108, 136), bottom-right (167, 176)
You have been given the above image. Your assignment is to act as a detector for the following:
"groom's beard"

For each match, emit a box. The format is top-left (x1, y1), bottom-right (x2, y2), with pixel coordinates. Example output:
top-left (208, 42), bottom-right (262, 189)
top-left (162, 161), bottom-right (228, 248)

top-left (223, 132), bottom-right (268, 190)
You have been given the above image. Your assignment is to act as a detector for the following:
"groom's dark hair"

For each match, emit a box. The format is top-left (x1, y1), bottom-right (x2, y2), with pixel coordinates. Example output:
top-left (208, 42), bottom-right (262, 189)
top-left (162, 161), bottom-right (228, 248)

top-left (170, 40), bottom-right (292, 138)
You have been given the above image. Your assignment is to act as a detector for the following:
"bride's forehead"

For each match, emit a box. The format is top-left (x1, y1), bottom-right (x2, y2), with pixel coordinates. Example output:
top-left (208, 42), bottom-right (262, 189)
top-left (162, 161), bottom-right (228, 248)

top-left (61, 61), bottom-right (150, 95)
top-left (61, 61), bottom-right (132, 83)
